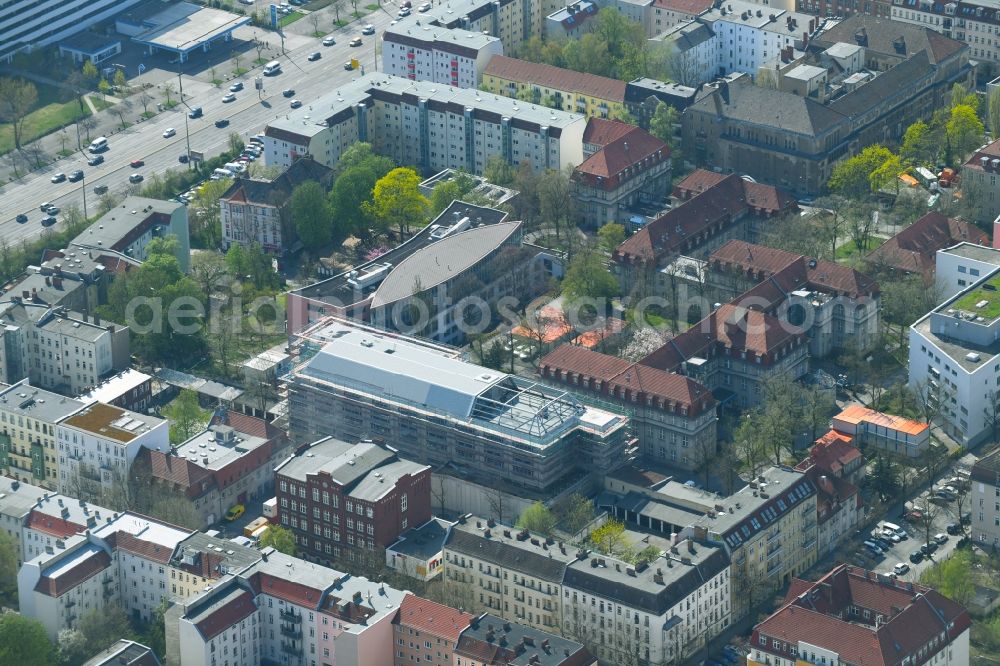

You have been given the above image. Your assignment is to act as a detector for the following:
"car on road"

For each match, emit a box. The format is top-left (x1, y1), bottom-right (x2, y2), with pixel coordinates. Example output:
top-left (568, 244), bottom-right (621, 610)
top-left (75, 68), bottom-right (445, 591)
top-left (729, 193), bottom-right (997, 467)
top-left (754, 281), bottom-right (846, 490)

top-left (398, 6), bottom-right (411, 15)
top-left (93, 185), bottom-right (108, 195)
top-left (41, 216), bottom-right (56, 227)
top-left (87, 154), bottom-right (104, 166)
top-left (40, 202), bottom-right (52, 212)
top-left (282, 88), bottom-right (295, 97)
top-left (225, 504), bottom-right (246, 521)
top-left (229, 81), bottom-right (244, 92)
top-left (418, 2), bottom-right (431, 10)
top-left (934, 533), bottom-right (949, 544)
top-left (188, 107), bottom-right (203, 118)
top-left (344, 61), bottom-right (354, 70)
top-left (323, 36), bottom-right (336, 46)
top-left (893, 562), bottom-right (910, 576)
top-left (222, 92), bottom-right (237, 103)
top-left (350, 37), bottom-right (363, 46)
top-left (163, 127), bottom-right (176, 138)
top-left (130, 159), bottom-right (144, 168)
top-left (43, 204), bottom-right (59, 215)
top-left (129, 173), bottom-right (144, 184)
top-left (362, 24), bottom-right (375, 34)
top-left (15, 214), bottom-right (27, 224)
top-left (68, 170), bottom-right (84, 182)
top-left (290, 99), bottom-right (302, 109)
top-left (215, 118), bottom-right (230, 128)
top-left (50, 173), bottom-right (66, 183)
top-left (178, 154), bottom-right (189, 163)
top-left (909, 550), bottom-right (924, 564)
top-left (308, 51), bottom-right (321, 61)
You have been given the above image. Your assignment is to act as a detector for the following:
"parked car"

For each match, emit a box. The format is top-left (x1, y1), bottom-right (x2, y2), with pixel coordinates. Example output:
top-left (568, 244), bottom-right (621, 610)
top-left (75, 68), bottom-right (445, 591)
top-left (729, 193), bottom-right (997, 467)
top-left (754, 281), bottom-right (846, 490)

top-left (222, 92), bottom-right (237, 103)
top-left (362, 24), bottom-right (376, 34)
top-left (893, 562), bottom-right (910, 576)
top-left (350, 37), bottom-right (362, 46)
top-left (323, 36), bottom-right (336, 46)
top-left (162, 127), bottom-right (176, 138)
top-left (909, 550), bottom-right (924, 564)
top-left (188, 107), bottom-right (203, 118)
top-left (934, 533), bottom-right (949, 544)
top-left (863, 540), bottom-right (883, 555)
top-left (307, 51), bottom-right (321, 61)
top-left (879, 529), bottom-right (901, 543)
top-left (68, 170), bottom-right (84, 182)
top-left (87, 154), bottom-right (104, 166)
top-left (130, 159), bottom-right (144, 168)
top-left (418, 2), bottom-right (432, 10)
top-left (290, 99), bottom-right (302, 109)
top-left (920, 542), bottom-right (938, 556)
top-left (398, 6), bottom-right (411, 15)
top-left (129, 173), bottom-right (144, 184)
top-left (50, 173), bottom-right (66, 183)
top-left (215, 118), bottom-right (230, 128)
top-left (15, 214), bottom-right (27, 223)
top-left (225, 504), bottom-right (246, 521)
top-left (229, 81), bottom-right (244, 92)
top-left (946, 522), bottom-right (961, 535)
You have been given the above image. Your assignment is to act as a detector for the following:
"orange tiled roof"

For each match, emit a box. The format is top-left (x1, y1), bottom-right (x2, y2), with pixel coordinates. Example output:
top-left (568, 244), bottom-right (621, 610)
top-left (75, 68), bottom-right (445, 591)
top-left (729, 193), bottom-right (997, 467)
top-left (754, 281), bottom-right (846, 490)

top-left (834, 404), bottom-right (928, 436)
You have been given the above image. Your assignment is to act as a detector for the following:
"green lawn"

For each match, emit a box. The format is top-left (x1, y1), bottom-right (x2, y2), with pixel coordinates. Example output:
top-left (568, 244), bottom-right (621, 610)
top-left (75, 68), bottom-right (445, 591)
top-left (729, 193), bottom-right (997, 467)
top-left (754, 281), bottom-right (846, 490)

top-left (835, 238), bottom-right (882, 260)
top-left (279, 10), bottom-right (305, 27)
top-left (953, 274), bottom-right (1000, 319)
top-left (0, 84), bottom-right (100, 156)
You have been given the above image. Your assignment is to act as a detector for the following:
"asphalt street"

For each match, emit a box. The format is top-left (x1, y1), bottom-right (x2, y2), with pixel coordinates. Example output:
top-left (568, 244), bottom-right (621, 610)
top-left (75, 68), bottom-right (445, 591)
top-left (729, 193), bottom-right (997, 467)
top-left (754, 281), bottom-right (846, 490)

top-left (0, 9), bottom-right (395, 245)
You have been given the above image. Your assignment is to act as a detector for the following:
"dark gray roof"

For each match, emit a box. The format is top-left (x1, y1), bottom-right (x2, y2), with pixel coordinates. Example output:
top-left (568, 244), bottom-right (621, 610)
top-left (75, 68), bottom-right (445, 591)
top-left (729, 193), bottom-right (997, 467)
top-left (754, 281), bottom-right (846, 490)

top-left (82, 640), bottom-right (161, 666)
top-left (445, 521), bottom-right (576, 582)
top-left (459, 613), bottom-right (591, 666)
top-left (563, 544), bottom-right (729, 616)
top-left (690, 81), bottom-right (845, 137)
top-left (814, 14), bottom-right (965, 65)
top-left (221, 157), bottom-right (333, 207)
top-left (828, 50), bottom-right (933, 119)
top-left (388, 518), bottom-right (453, 559)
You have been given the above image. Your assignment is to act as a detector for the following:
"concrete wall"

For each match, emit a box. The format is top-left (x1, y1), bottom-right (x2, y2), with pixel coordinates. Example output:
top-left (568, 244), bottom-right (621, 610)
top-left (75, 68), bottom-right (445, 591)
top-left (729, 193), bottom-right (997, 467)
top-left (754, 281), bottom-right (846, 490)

top-left (430, 473), bottom-right (533, 525)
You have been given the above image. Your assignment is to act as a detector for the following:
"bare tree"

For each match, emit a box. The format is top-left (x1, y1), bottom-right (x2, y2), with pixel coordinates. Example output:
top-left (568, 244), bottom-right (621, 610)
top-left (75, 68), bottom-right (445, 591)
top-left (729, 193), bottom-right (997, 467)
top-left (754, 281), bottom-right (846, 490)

top-left (138, 89), bottom-right (153, 116)
top-left (309, 12), bottom-right (321, 35)
top-left (114, 99), bottom-right (133, 130)
top-left (162, 81), bottom-right (175, 106)
top-left (0, 77), bottom-right (38, 150)
top-left (485, 486), bottom-right (506, 524)
top-left (79, 115), bottom-right (98, 143)
top-left (985, 389), bottom-right (1000, 444)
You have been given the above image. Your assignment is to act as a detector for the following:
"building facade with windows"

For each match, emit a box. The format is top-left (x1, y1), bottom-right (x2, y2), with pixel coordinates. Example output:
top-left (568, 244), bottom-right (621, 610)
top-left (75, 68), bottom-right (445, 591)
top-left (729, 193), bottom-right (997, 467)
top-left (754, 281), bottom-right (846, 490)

top-left (481, 56), bottom-right (627, 119)
top-left (382, 22), bottom-right (502, 88)
top-left (0, 380), bottom-right (85, 488)
top-left (971, 449), bottom-right (1000, 547)
top-left (392, 593), bottom-right (473, 666)
top-left (0, 0), bottom-right (144, 61)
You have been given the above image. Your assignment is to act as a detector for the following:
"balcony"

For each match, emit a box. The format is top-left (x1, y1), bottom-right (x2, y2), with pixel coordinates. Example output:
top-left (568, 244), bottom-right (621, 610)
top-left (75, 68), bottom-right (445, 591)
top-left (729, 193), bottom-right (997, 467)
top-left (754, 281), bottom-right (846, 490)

top-left (280, 624), bottom-right (302, 639)
top-left (280, 641), bottom-right (303, 656)
top-left (766, 530), bottom-right (781, 543)
top-left (279, 608), bottom-right (302, 623)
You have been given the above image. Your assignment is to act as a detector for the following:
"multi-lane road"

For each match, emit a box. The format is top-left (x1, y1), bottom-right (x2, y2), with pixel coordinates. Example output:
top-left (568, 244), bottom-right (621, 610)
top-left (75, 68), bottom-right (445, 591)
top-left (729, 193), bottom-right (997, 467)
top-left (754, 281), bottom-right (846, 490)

top-left (0, 10), bottom-right (394, 245)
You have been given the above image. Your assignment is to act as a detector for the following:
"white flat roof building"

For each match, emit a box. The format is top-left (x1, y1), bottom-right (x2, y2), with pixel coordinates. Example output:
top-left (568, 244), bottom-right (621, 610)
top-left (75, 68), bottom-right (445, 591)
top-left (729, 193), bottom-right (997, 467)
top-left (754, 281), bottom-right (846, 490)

top-left (383, 19), bottom-right (503, 88)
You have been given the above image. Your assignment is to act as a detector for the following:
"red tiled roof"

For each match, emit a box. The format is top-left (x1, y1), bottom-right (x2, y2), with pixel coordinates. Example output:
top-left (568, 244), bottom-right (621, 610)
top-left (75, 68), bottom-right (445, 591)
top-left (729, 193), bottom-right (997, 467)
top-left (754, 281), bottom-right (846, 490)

top-left (254, 571), bottom-right (325, 608)
top-left (394, 594), bottom-right (473, 643)
top-left (195, 589), bottom-right (258, 640)
top-left (211, 409), bottom-right (282, 441)
top-left (652, 0), bottom-right (714, 14)
top-left (574, 126), bottom-right (669, 191)
top-left (539, 344), bottom-right (716, 416)
top-left (35, 549), bottom-right (112, 597)
top-left (485, 56), bottom-right (626, 103)
top-left (146, 449), bottom-right (215, 498)
top-left (113, 530), bottom-right (180, 565)
top-left (866, 211), bottom-right (988, 280)
top-left (27, 509), bottom-right (83, 538)
top-left (673, 169), bottom-right (728, 198)
top-left (583, 118), bottom-right (637, 148)
top-left (754, 565), bottom-right (972, 666)
top-left (796, 434), bottom-right (863, 477)
top-left (964, 138), bottom-right (1000, 170)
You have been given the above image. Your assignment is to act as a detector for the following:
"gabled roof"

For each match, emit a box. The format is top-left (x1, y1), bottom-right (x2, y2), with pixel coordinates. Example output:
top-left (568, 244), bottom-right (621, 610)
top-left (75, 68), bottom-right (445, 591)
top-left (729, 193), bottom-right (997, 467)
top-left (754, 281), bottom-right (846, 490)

top-left (484, 56), bottom-right (626, 103)
top-left (394, 593), bottom-right (473, 642)
top-left (582, 118), bottom-right (637, 147)
top-left (445, 522), bottom-right (575, 582)
top-left (814, 15), bottom-right (966, 65)
top-left (652, 0), bottom-right (713, 14)
top-left (220, 157), bottom-right (333, 207)
top-left (795, 432), bottom-right (862, 477)
top-left (191, 587), bottom-right (258, 640)
top-left (866, 211), bottom-right (988, 280)
top-left (574, 125), bottom-right (669, 191)
top-left (35, 548), bottom-right (112, 597)
top-left (688, 80), bottom-right (846, 137)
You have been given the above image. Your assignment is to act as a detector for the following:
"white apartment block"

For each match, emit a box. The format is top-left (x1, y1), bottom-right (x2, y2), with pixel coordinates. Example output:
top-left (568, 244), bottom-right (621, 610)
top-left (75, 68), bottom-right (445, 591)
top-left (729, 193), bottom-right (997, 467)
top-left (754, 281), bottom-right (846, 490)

top-left (0, 0), bottom-right (143, 61)
top-left (415, 0), bottom-right (541, 47)
top-left (263, 74), bottom-right (585, 176)
top-left (909, 265), bottom-right (1000, 447)
top-left (56, 402), bottom-right (168, 501)
top-left (891, 1), bottom-right (1000, 64)
top-left (0, 302), bottom-right (129, 396)
top-left (170, 549), bottom-right (406, 666)
top-left (20, 491), bottom-right (113, 564)
top-left (382, 20), bottom-right (503, 88)
top-left (935, 242), bottom-right (1000, 301)
top-left (972, 448), bottom-right (1000, 547)
top-left (0, 476), bottom-right (46, 566)
top-left (0, 380), bottom-right (86, 488)
top-left (562, 541), bottom-right (731, 665)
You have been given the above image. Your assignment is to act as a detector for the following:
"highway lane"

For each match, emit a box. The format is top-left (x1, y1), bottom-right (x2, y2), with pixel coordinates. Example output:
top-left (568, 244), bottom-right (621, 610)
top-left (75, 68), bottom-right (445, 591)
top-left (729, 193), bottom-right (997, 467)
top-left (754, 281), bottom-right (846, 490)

top-left (0, 11), bottom-right (392, 246)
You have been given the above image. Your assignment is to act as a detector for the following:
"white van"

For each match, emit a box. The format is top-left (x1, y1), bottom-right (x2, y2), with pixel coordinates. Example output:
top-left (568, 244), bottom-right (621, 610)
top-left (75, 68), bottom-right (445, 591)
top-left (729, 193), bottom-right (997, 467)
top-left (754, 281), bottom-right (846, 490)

top-left (88, 137), bottom-right (108, 153)
top-left (211, 168), bottom-right (233, 180)
top-left (263, 60), bottom-right (282, 76)
top-left (882, 522), bottom-right (907, 539)
top-left (224, 162), bottom-right (246, 174)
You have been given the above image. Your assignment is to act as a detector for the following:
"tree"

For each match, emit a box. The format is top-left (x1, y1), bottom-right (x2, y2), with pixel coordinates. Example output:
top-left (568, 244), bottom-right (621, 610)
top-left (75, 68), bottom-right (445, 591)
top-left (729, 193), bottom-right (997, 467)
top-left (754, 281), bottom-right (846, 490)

top-left (190, 252), bottom-right (229, 300)
top-left (0, 614), bottom-right (56, 666)
top-left (363, 167), bottom-right (429, 238)
top-left (78, 607), bottom-right (132, 658)
top-left (649, 101), bottom-right (678, 148)
top-left (947, 104), bottom-right (985, 161)
top-left (900, 120), bottom-right (939, 166)
top-left (516, 501), bottom-right (557, 536)
top-left (431, 180), bottom-right (464, 215)
top-left (57, 629), bottom-right (89, 666)
top-left (97, 78), bottom-right (111, 102)
top-left (989, 86), bottom-right (1000, 138)
top-left (829, 145), bottom-right (895, 199)
top-left (81, 60), bottom-right (98, 85)
top-left (335, 142), bottom-right (393, 175)
top-left (0, 530), bottom-right (16, 604)
top-left (291, 181), bottom-right (333, 248)
top-left (113, 68), bottom-right (127, 92)
top-left (920, 549), bottom-right (973, 605)
top-left (553, 493), bottom-right (594, 534)
top-left (868, 453), bottom-right (901, 501)
top-left (164, 389), bottom-right (206, 444)
top-left (309, 11), bottom-right (321, 35)
top-left (597, 222), bottom-right (625, 254)
top-left (138, 89), bottom-right (153, 116)
top-left (484, 154), bottom-right (515, 185)
top-left (622, 326), bottom-right (667, 361)
top-left (231, 50), bottom-right (242, 74)
top-left (635, 544), bottom-right (661, 566)
top-left (162, 81), bottom-right (174, 105)
top-left (594, 8), bottom-right (642, 59)
top-left (328, 165), bottom-right (379, 239)
top-left (114, 98), bottom-right (133, 131)
top-left (0, 77), bottom-right (38, 150)
top-left (870, 153), bottom-right (904, 194)
top-left (260, 524), bottom-right (297, 555)
top-left (589, 520), bottom-right (631, 558)
top-left (985, 389), bottom-right (1000, 443)
top-left (562, 250), bottom-right (618, 304)
top-left (331, 0), bottom-right (345, 23)
top-left (733, 412), bottom-right (768, 479)
top-left (191, 177), bottom-right (230, 248)
top-left (537, 168), bottom-right (573, 239)
top-left (147, 599), bottom-right (170, 660)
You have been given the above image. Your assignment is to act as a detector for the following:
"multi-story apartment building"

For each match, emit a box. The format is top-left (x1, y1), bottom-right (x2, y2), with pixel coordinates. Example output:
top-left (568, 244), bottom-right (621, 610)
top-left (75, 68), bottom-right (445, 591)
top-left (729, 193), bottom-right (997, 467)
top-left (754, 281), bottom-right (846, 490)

top-left (0, 380), bottom-right (85, 487)
top-left (0, 303), bottom-right (130, 396)
top-left (0, 0), bottom-right (144, 61)
top-left (909, 266), bottom-right (1000, 446)
top-left (170, 549), bottom-right (407, 666)
top-left (482, 56), bottom-right (628, 120)
top-left (415, 0), bottom-right (541, 49)
top-left (748, 565), bottom-right (971, 666)
top-left (797, 0), bottom-right (893, 19)
top-left (57, 402), bottom-right (168, 502)
top-left (934, 241), bottom-right (1000, 300)
top-left (220, 157), bottom-right (333, 254)
top-left (571, 118), bottom-right (671, 229)
top-left (382, 20), bottom-right (502, 88)
top-left (443, 518), bottom-right (578, 631)
top-left (78, 368), bottom-right (153, 414)
top-left (651, 0), bottom-right (714, 33)
top-left (70, 197), bottom-right (190, 272)
top-left (167, 532), bottom-right (261, 600)
top-left (455, 613), bottom-right (597, 665)
top-left (545, 1), bottom-right (601, 40)
top-left (624, 78), bottom-right (698, 126)
top-left (866, 211), bottom-right (989, 283)
top-left (613, 171), bottom-right (797, 293)
top-left (973, 448), bottom-right (1000, 547)
top-left (683, 17), bottom-right (971, 196)
top-left (83, 640), bottom-right (161, 666)
top-left (392, 594), bottom-right (473, 666)
top-left (682, 467), bottom-right (818, 619)
top-left (263, 74), bottom-right (585, 176)
top-left (0, 476), bottom-right (46, 565)
top-left (274, 436), bottom-right (431, 566)
top-left (562, 541), bottom-right (730, 665)
top-left (794, 437), bottom-right (864, 557)
top-left (705, 240), bottom-right (881, 357)
top-left (539, 345), bottom-right (718, 471)
top-left (141, 411), bottom-right (291, 527)
top-left (892, 0), bottom-right (1000, 64)
top-left (21, 492), bottom-right (113, 563)
top-left (286, 318), bottom-right (629, 494)
top-left (961, 138), bottom-right (1000, 224)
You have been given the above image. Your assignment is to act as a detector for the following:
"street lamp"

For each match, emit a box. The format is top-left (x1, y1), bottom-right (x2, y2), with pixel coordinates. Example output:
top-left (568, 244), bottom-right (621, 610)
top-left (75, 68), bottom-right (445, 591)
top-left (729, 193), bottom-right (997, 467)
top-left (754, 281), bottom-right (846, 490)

top-left (178, 73), bottom-right (193, 170)
top-left (81, 174), bottom-right (88, 220)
